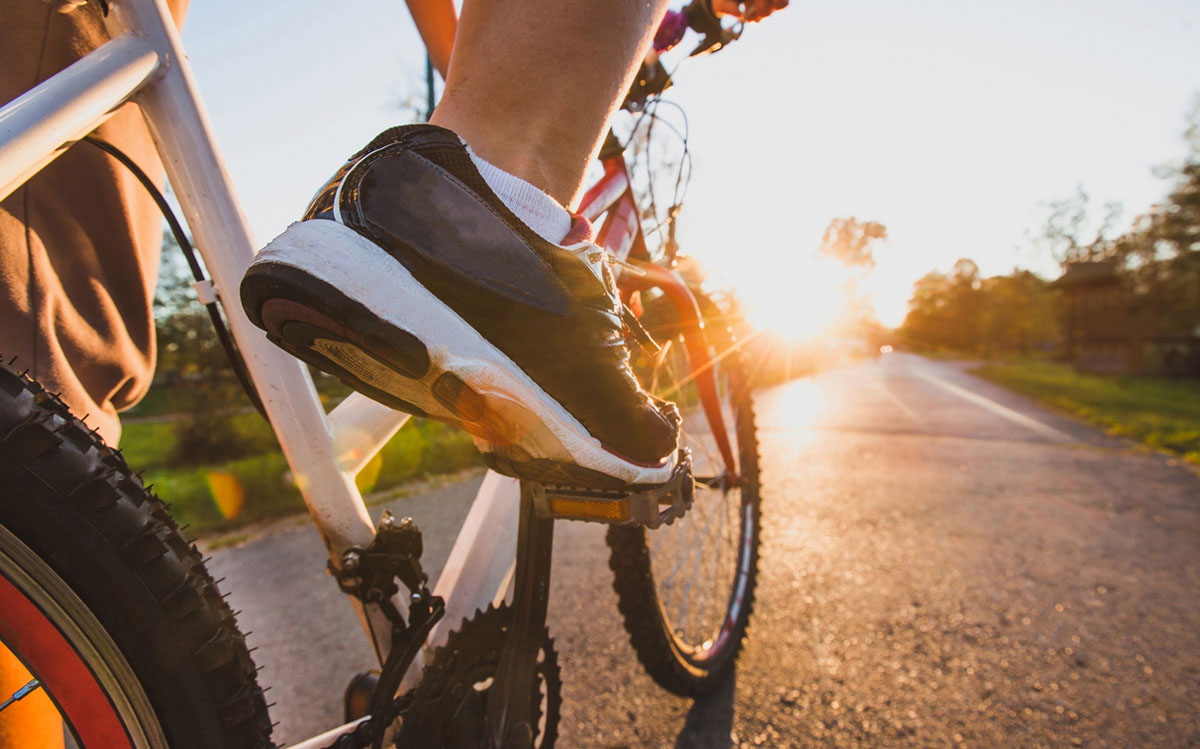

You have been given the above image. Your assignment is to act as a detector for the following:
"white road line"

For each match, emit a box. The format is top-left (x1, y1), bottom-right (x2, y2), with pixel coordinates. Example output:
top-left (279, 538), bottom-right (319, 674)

top-left (919, 373), bottom-right (1074, 444)
top-left (871, 376), bottom-right (924, 426)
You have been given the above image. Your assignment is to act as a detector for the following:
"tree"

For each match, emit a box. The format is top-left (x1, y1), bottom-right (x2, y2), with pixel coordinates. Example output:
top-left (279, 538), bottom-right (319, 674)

top-left (154, 230), bottom-right (228, 381)
top-left (818, 217), bottom-right (887, 269)
top-left (900, 269), bottom-right (952, 348)
top-left (900, 260), bottom-right (983, 352)
top-left (1033, 185), bottom-right (1124, 265)
top-left (899, 260), bottom-right (1057, 355)
top-left (1155, 106), bottom-right (1200, 256)
top-left (1116, 103), bottom-right (1200, 343)
top-left (978, 271), bottom-right (1057, 354)
top-left (901, 101), bottom-right (1200, 367)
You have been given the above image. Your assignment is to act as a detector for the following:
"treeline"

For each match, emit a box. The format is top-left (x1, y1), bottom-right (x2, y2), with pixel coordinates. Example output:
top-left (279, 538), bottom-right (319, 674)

top-left (900, 261), bottom-right (1058, 356)
top-left (899, 108), bottom-right (1200, 360)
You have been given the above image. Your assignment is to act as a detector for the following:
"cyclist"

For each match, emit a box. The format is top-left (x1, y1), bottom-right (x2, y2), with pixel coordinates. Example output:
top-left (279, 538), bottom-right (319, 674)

top-left (241, 0), bottom-right (786, 489)
top-left (1, 0), bottom-right (785, 742)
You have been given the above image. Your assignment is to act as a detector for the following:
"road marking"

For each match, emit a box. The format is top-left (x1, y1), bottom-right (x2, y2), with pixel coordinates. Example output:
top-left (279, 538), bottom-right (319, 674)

top-left (919, 373), bottom-right (1074, 444)
top-left (871, 376), bottom-right (924, 426)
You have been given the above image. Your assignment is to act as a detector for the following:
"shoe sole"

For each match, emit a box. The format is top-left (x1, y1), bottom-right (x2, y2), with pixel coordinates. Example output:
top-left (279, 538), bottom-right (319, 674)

top-left (240, 219), bottom-right (676, 489)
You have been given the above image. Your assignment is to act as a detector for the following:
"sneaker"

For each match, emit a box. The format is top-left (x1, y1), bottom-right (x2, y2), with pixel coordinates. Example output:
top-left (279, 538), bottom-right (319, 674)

top-left (239, 124), bottom-right (679, 488)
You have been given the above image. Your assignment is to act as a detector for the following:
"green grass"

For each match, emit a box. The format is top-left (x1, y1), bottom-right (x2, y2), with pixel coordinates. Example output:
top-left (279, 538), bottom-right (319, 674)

top-left (121, 386), bottom-right (202, 419)
top-left (971, 359), bottom-right (1200, 464)
top-left (914, 348), bottom-right (972, 361)
top-left (123, 415), bottom-right (481, 537)
top-left (120, 410), bottom-right (276, 471)
top-left (117, 419), bottom-right (177, 470)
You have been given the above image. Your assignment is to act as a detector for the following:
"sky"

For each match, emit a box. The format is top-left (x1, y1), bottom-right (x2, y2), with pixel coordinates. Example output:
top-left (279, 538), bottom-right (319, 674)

top-left (181, 0), bottom-right (1200, 329)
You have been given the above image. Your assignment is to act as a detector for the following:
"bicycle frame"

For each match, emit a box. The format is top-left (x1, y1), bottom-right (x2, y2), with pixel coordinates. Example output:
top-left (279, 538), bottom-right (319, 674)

top-left (0, 0), bottom-right (737, 744)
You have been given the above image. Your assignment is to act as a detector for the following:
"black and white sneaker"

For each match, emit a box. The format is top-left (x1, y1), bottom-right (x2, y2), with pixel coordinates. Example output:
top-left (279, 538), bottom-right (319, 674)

top-left (240, 125), bottom-right (679, 489)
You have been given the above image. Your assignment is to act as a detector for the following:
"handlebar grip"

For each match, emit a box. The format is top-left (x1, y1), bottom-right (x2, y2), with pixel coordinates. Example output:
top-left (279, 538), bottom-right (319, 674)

top-left (682, 0), bottom-right (722, 35)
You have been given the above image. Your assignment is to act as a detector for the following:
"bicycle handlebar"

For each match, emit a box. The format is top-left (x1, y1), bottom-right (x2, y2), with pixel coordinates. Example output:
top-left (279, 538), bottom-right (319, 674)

top-left (622, 1), bottom-right (744, 112)
top-left (681, 0), bottom-right (744, 57)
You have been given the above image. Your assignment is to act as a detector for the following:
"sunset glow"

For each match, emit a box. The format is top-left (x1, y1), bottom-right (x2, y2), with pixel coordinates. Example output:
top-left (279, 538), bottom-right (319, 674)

top-left (182, 0), bottom-right (1200, 341)
top-left (718, 253), bottom-right (852, 343)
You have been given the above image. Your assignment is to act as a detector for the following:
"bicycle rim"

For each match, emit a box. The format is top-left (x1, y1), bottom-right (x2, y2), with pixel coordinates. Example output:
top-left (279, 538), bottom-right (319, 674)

top-left (0, 523), bottom-right (166, 748)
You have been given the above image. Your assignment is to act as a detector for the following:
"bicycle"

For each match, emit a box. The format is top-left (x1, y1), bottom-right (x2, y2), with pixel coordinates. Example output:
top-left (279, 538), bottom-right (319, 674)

top-left (0, 0), bottom-right (762, 746)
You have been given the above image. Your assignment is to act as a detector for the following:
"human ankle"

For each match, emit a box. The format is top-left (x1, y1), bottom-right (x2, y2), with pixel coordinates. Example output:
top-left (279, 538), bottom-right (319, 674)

top-left (465, 146), bottom-right (571, 245)
top-left (429, 108), bottom-right (584, 205)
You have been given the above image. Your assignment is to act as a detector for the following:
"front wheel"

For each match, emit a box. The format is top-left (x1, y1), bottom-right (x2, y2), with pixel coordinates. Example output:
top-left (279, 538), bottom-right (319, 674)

top-left (606, 292), bottom-right (761, 695)
top-left (0, 362), bottom-right (273, 748)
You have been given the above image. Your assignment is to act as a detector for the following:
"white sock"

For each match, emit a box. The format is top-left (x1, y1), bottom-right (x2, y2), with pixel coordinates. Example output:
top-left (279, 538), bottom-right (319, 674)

top-left (466, 146), bottom-right (572, 245)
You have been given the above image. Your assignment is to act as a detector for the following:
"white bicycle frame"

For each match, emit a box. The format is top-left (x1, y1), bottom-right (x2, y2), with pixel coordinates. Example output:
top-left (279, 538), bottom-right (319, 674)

top-left (0, 0), bottom-right (527, 745)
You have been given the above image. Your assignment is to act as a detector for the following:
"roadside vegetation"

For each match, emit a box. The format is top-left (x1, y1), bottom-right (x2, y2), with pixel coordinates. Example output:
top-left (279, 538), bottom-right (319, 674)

top-left (897, 105), bottom-right (1198, 365)
top-left (972, 359), bottom-right (1200, 465)
top-left (121, 402), bottom-right (481, 537)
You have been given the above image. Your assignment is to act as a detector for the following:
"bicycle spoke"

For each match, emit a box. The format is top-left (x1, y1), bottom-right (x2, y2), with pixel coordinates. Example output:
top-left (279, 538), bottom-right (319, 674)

top-left (634, 322), bottom-right (755, 656)
top-left (677, 484), bottom-right (723, 646)
top-left (0, 678), bottom-right (42, 714)
top-left (661, 388), bottom-right (739, 644)
top-left (685, 498), bottom-right (720, 642)
top-left (699, 490), bottom-right (727, 636)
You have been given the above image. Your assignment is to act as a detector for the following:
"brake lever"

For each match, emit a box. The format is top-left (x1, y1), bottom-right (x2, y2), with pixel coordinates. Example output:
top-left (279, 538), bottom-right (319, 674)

top-left (683, 0), bottom-right (745, 57)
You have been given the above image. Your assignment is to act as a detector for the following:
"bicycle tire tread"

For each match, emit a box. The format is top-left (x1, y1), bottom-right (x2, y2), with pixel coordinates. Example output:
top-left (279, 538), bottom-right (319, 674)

top-left (0, 360), bottom-right (274, 748)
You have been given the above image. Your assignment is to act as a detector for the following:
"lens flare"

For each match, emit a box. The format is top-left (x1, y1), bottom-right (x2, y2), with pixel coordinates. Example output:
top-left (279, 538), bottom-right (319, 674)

top-left (205, 471), bottom-right (245, 519)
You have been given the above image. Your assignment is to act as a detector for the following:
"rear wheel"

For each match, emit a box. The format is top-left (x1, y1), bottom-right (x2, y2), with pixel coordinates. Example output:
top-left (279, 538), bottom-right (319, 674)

top-left (0, 362), bottom-right (273, 748)
top-left (607, 292), bottom-right (761, 695)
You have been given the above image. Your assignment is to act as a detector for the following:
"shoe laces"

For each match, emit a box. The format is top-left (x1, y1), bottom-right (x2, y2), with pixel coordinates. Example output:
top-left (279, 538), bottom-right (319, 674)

top-left (570, 243), bottom-right (662, 356)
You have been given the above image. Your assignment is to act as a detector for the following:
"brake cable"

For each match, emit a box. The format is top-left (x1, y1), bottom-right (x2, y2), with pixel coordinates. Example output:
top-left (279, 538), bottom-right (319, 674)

top-left (81, 134), bottom-right (269, 421)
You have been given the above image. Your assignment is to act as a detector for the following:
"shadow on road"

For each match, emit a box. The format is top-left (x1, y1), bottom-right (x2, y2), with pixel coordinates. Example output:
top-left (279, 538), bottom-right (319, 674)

top-left (675, 672), bottom-right (736, 748)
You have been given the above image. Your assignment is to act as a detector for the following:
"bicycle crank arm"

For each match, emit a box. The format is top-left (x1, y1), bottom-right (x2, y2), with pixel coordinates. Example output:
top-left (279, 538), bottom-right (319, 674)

top-left (528, 449), bottom-right (695, 528)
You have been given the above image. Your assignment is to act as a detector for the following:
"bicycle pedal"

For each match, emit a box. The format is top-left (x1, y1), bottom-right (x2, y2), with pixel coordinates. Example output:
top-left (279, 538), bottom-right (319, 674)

top-left (529, 449), bottom-right (694, 528)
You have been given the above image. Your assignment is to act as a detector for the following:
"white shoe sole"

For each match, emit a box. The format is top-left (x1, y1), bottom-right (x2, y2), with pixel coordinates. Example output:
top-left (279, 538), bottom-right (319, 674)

top-left (242, 219), bottom-right (677, 488)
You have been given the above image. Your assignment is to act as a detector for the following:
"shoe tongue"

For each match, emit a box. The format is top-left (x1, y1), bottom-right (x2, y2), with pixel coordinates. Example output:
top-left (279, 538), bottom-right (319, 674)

top-left (556, 242), bottom-right (620, 304)
top-left (561, 216), bottom-right (621, 301)
top-left (562, 215), bottom-right (594, 245)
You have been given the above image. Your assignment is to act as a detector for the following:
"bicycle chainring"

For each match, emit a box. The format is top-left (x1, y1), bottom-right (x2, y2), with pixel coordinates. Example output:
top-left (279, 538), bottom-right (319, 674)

top-left (394, 603), bottom-right (561, 748)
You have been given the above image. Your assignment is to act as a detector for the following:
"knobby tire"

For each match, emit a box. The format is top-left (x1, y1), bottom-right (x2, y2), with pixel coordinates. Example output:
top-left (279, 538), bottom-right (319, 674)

top-left (0, 361), bottom-right (273, 748)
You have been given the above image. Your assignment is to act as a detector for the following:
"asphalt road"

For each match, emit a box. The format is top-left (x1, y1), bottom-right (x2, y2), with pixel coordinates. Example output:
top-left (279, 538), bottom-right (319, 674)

top-left (207, 353), bottom-right (1200, 747)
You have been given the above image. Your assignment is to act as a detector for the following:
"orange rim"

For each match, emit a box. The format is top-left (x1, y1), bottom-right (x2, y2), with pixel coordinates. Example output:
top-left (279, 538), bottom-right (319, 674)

top-left (0, 569), bottom-right (134, 748)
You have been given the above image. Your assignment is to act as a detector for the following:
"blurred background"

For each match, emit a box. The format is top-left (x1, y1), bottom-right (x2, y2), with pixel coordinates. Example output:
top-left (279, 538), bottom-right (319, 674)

top-left (129, 0), bottom-right (1199, 530)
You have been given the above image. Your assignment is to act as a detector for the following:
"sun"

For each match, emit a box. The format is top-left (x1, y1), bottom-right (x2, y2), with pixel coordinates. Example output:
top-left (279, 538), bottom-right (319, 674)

top-left (734, 255), bottom-right (848, 344)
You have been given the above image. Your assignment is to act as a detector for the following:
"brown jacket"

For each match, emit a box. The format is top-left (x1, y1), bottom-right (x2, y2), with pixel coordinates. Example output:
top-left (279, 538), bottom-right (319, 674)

top-left (0, 0), bottom-right (189, 444)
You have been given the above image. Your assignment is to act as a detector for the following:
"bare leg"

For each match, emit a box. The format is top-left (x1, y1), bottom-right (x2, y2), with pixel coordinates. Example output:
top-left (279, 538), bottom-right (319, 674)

top-left (430, 0), bottom-right (670, 207)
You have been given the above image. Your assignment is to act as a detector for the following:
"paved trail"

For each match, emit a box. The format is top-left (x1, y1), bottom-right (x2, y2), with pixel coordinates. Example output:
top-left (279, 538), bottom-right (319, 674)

top-left (208, 354), bottom-right (1200, 747)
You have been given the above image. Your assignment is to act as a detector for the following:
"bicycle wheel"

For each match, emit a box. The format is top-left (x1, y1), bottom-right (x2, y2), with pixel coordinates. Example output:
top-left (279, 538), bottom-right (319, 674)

top-left (0, 362), bottom-right (273, 748)
top-left (606, 291), bottom-right (761, 695)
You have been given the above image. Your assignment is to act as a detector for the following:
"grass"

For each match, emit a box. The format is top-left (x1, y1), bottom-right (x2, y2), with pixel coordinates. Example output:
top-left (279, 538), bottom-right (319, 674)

top-left (122, 411), bottom-right (482, 537)
top-left (913, 348), bottom-right (973, 361)
top-left (123, 386), bottom-right (212, 419)
top-left (120, 410), bottom-right (275, 471)
top-left (971, 359), bottom-right (1200, 464)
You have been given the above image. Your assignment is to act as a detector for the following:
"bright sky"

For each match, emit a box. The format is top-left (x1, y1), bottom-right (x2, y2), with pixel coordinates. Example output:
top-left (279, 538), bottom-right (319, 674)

top-left (182, 0), bottom-right (1200, 329)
